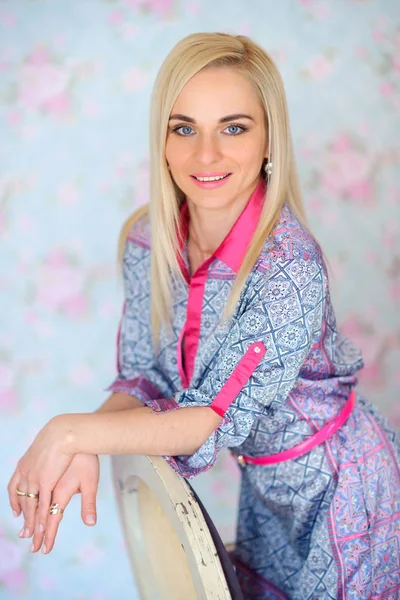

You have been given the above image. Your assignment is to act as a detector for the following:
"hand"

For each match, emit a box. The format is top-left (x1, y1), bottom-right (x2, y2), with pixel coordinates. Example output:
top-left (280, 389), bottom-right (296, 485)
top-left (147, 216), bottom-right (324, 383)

top-left (31, 453), bottom-right (100, 554)
top-left (8, 415), bottom-right (75, 544)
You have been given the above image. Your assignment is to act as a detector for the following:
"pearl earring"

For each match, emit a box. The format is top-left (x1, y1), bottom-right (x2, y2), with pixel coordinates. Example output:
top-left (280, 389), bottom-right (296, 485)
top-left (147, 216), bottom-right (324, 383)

top-left (264, 160), bottom-right (273, 177)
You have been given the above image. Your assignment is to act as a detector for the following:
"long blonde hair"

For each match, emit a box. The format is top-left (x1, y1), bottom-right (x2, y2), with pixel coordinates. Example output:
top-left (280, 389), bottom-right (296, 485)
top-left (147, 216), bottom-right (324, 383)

top-left (118, 32), bottom-right (316, 346)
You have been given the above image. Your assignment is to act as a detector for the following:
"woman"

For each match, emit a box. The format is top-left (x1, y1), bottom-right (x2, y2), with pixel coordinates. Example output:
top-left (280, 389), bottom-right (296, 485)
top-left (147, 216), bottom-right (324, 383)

top-left (8, 32), bottom-right (400, 599)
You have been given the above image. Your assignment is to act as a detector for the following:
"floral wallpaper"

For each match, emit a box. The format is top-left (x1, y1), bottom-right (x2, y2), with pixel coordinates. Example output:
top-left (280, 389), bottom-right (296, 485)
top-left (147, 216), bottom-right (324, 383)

top-left (0, 0), bottom-right (399, 598)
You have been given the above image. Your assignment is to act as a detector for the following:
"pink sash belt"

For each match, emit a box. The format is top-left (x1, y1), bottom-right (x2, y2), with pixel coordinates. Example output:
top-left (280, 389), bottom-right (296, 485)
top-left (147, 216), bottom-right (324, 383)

top-left (233, 389), bottom-right (356, 466)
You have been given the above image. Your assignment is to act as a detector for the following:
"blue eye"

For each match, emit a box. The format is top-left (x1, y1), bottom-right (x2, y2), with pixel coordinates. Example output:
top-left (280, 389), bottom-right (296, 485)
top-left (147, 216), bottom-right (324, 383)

top-left (174, 126), bottom-right (194, 136)
top-left (225, 125), bottom-right (245, 135)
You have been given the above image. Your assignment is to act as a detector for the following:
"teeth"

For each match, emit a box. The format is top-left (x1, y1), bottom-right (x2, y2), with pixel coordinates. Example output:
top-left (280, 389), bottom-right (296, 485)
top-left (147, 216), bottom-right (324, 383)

top-left (195, 174), bottom-right (228, 182)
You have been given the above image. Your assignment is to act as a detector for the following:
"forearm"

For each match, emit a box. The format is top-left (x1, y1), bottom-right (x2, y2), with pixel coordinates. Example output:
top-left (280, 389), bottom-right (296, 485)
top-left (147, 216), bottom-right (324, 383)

top-left (95, 392), bottom-right (144, 413)
top-left (60, 406), bottom-right (222, 457)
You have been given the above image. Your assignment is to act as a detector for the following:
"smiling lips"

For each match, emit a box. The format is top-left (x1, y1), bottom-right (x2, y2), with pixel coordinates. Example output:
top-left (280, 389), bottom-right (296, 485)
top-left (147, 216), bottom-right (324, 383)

top-left (191, 172), bottom-right (232, 188)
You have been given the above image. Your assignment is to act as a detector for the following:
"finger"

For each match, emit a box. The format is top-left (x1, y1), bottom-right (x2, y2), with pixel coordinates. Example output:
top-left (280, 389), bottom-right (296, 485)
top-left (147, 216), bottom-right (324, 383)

top-left (30, 486), bottom-right (52, 553)
top-left (40, 493), bottom-right (72, 555)
top-left (7, 471), bottom-right (23, 520)
top-left (80, 481), bottom-right (98, 526)
top-left (14, 477), bottom-right (33, 538)
top-left (21, 484), bottom-right (40, 540)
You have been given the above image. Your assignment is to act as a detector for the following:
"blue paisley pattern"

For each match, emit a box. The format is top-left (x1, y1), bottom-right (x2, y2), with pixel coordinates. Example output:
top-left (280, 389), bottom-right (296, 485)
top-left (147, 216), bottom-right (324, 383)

top-left (106, 203), bottom-right (400, 600)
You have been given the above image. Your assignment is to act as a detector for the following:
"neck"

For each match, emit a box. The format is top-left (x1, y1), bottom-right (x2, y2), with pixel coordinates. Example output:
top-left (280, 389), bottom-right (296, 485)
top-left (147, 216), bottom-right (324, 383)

top-left (186, 179), bottom-right (259, 255)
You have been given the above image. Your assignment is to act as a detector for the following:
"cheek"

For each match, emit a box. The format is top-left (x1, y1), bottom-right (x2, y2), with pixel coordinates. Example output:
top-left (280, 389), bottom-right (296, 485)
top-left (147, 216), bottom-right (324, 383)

top-left (231, 145), bottom-right (262, 166)
top-left (165, 136), bottom-right (188, 165)
top-left (226, 135), bottom-right (265, 162)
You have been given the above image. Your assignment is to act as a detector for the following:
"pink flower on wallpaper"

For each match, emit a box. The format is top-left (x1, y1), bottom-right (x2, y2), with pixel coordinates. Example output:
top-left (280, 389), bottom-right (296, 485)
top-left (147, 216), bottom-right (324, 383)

top-left (382, 222), bottom-right (399, 249)
top-left (187, 1), bottom-right (201, 16)
top-left (0, 533), bottom-right (27, 591)
top-left (121, 66), bottom-right (149, 93)
top-left (69, 364), bottom-right (94, 386)
top-left (42, 92), bottom-right (71, 116)
top-left (108, 10), bottom-right (124, 25)
top-left (36, 249), bottom-right (88, 318)
top-left (0, 11), bottom-right (15, 27)
top-left (388, 402), bottom-right (400, 429)
top-left (393, 56), bottom-right (400, 73)
top-left (0, 364), bottom-right (19, 411)
top-left (76, 541), bottom-right (105, 565)
top-left (306, 54), bottom-right (334, 80)
top-left (331, 133), bottom-right (351, 153)
top-left (321, 134), bottom-right (372, 205)
top-left (0, 209), bottom-right (6, 234)
top-left (0, 388), bottom-right (19, 412)
top-left (6, 110), bottom-right (21, 126)
top-left (325, 257), bottom-right (345, 282)
top-left (19, 62), bottom-right (71, 112)
top-left (82, 98), bottom-right (102, 118)
top-left (57, 181), bottom-right (80, 206)
top-left (389, 281), bottom-right (400, 303)
top-left (125, 0), bottom-right (174, 15)
top-left (302, 2), bottom-right (331, 19)
top-left (17, 45), bottom-right (72, 117)
top-left (379, 82), bottom-right (395, 97)
top-left (341, 315), bottom-right (387, 390)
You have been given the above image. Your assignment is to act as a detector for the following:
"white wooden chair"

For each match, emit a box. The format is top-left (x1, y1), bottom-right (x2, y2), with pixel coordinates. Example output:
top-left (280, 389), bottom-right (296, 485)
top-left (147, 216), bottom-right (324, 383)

top-left (111, 454), bottom-right (241, 599)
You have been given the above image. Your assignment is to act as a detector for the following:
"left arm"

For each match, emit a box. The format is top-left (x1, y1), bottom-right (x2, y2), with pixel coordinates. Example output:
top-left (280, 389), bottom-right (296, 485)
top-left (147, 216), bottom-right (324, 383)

top-left (54, 405), bottom-right (222, 457)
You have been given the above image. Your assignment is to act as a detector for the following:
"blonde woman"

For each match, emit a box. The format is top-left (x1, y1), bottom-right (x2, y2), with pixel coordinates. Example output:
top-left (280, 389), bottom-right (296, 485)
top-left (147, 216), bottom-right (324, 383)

top-left (8, 32), bottom-right (400, 599)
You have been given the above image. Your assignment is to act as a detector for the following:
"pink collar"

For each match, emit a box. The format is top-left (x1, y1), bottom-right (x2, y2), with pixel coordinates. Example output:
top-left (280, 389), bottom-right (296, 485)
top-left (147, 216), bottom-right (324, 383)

top-left (178, 175), bottom-right (267, 279)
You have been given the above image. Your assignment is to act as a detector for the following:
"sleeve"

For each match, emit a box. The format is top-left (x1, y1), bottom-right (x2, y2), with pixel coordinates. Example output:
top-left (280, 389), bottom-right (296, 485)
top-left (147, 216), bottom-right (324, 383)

top-left (104, 233), bottom-right (175, 404)
top-left (161, 255), bottom-right (327, 479)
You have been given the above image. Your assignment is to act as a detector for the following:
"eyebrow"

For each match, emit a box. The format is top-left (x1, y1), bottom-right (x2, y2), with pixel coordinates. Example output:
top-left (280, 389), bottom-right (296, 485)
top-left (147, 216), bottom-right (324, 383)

top-left (168, 113), bottom-right (255, 124)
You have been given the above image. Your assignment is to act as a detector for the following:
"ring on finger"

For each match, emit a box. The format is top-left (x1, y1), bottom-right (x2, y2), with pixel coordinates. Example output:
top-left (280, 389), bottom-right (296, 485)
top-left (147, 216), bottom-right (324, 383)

top-left (26, 491), bottom-right (39, 499)
top-left (16, 487), bottom-right (39, 499)
top-left (49, 503), bottom-right (64, 515)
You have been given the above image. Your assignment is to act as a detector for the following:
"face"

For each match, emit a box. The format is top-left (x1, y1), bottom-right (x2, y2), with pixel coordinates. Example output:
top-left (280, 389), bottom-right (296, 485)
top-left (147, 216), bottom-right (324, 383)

top-left (165, 67), bottom-right (268, 211)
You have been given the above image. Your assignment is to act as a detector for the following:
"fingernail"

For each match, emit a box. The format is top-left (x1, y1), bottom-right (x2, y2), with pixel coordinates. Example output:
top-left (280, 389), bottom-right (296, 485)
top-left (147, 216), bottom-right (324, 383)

top-left (23, 528), bottom-right (30, 538)
top-left (30, 542), bottom-right (35, 552)
top-left (18, 527), bottom-right (24, 537)
top-left (86, 515), bottom-right (96, 525)
top-left (39, 524), bottom-right (44, 534)
top-left (42, 544), bottom-right (47, 554)
top-left (13, 510), bottom-right (19, 518)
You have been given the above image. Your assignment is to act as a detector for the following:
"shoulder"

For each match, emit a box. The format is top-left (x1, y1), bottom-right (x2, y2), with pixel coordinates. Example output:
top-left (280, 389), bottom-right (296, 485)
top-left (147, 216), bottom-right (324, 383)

top-left (126, 210), bottom-right (151, 248)
top-left (123, 210), bottom-right (151, 263)
top-left (256, 204), bottom-right (325, 273)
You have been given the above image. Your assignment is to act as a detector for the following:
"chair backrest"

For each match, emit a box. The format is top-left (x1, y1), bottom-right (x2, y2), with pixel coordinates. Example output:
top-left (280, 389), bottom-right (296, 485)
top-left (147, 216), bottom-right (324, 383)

top-left (111, 454), bottom-right (233, 600)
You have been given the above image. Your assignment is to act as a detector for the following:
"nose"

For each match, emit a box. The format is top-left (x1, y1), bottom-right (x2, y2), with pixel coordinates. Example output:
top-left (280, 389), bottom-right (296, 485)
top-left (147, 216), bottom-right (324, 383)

top-left (195, 132), bottom-right (223, 165)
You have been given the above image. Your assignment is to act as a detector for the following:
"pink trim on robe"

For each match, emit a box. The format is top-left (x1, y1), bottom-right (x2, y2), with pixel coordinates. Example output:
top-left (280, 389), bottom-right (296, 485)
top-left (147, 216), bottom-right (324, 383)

top-left (210, 342), bottom-right (267, 417)
top-left (177, 175), bottom-right (267, 385)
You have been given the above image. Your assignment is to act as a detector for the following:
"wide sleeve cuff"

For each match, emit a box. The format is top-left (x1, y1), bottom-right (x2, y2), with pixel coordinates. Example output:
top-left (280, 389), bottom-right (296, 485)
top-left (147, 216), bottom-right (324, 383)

top-left (159, 391), bottom-right (250, 480)
top-left (105, 378), bottom-right (251, 479)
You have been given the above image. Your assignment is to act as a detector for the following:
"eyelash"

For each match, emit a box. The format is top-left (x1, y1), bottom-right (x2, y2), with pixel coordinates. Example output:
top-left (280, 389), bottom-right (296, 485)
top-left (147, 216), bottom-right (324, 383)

top-left (171, 124), bottom-right (248, 137)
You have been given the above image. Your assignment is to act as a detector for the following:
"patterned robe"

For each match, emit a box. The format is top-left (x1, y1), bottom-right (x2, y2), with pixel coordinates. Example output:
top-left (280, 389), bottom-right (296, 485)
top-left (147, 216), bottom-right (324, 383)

top-left (107, 176), bottom-right (400, 599)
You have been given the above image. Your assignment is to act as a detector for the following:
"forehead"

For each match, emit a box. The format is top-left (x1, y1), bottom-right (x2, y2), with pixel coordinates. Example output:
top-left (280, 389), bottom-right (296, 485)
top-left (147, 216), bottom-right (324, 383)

top-left (170, 67), bottom-right (263, 118)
